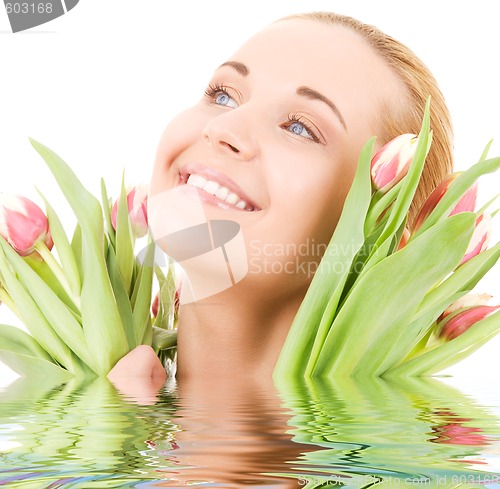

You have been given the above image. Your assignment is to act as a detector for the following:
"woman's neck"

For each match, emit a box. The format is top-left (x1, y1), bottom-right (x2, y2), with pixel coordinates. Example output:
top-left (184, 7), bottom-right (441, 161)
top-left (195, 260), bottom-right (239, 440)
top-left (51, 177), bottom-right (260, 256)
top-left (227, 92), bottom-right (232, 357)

top-left (175, 284), bottom-right (303, 381)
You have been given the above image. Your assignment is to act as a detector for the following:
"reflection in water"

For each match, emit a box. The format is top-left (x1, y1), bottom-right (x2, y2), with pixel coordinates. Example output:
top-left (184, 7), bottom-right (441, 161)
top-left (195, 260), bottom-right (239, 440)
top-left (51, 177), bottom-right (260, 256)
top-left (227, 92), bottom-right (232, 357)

top-left (277, 377), bottom-right (500, 488)
top-left (0, 374), bottom-right (499, 488)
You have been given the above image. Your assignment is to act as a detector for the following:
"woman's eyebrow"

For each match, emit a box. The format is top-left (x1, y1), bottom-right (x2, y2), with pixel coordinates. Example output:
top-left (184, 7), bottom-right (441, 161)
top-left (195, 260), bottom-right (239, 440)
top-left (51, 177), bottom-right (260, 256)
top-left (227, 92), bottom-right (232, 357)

top-left (218, 61), bottom-right (249, 77)
top-left (297, 86), bottom-right (347, 131)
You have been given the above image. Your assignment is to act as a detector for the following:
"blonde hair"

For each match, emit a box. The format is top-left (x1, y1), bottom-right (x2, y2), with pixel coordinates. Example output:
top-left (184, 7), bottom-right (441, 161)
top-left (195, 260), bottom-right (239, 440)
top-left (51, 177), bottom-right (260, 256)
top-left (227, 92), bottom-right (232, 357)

top-left (282, 12), bottom-right (453, 228)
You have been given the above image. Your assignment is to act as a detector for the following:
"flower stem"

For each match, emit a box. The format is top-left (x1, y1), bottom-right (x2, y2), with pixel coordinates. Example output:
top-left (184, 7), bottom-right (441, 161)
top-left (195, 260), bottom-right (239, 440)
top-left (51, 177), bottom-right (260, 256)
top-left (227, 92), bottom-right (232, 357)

top-left (0, 287), bottom-right (18, 315)
top-left (35, 241), bottom-right (81, 312)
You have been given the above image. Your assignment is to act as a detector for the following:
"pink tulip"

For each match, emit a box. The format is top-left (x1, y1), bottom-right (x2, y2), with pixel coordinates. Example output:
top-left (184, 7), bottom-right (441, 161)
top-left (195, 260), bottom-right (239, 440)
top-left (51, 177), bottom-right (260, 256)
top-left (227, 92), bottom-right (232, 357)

top-left (152, 284), bottom-right (181, 319)
top-left (431, 421), bottom-right (488, 446)
top-left (460, 212), bottom-right (491, 265)
top-left (412, 174), bottom-right (478, 232)
top-left (439, 293), bottom-right (493, 322)
top-left (0, 193), bottom-right (54, 257)
top-left (438, 304), bottom-right (500, 341)
top-left (152, 290), bottom-right (160, 318)
top-left (111, 184), bottom-right (148, 238)
top-left (371, 133), bottom-right (418, 192)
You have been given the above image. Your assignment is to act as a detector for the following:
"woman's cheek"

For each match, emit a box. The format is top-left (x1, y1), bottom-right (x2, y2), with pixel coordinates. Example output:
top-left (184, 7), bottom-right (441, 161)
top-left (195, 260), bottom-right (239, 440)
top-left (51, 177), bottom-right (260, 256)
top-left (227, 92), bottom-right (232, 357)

top-left (150, 106), bottom-right (208, 193)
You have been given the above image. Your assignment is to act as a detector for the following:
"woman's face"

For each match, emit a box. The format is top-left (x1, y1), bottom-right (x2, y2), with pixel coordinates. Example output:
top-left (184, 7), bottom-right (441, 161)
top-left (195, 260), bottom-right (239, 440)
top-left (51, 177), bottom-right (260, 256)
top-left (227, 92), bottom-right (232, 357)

top-left (150, 19), bottom-right (404, 299)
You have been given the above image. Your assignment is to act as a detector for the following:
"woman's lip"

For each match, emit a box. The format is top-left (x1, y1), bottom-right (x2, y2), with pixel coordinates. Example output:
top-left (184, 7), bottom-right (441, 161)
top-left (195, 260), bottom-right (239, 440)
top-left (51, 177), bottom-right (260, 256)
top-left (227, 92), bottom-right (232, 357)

top-left (179, 164), bottom-right (261, 211)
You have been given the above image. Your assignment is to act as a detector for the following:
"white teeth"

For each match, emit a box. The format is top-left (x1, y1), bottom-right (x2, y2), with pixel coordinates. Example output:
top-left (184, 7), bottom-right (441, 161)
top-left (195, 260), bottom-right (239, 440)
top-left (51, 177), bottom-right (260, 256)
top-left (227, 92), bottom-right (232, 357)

top-left (187, 174), bottom-right (206, 187)
top-left (225, 193), bottom-right (239, 205)
top-left (215, 186), bottom-right (229, 200)
top-left (203, 180), bottom-right (219, 194)
top-left (186, 173), bottom-right (252, 210)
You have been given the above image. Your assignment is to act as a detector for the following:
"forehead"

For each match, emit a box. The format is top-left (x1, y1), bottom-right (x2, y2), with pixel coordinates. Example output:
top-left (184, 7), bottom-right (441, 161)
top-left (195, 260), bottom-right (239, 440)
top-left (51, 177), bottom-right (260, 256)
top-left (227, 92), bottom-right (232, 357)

top-left (228, 19), bottom-right (403, 132)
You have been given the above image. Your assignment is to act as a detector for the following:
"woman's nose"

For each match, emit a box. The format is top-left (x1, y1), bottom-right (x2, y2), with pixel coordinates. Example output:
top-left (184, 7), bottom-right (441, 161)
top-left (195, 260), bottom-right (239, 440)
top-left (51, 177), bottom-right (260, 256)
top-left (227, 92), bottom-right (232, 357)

top-left (201, 110), bottom-right (257, 160)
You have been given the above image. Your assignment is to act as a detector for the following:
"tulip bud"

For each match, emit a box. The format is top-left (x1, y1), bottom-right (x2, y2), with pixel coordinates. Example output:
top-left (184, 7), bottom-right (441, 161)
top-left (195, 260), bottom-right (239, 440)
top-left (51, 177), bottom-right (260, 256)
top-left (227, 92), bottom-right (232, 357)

top-left (111, 184), bottom-right (149, 238)
top-left (371, 134), bottom-right (418, 193)
top-left (152, 284), bottom-right (181, 319)
top-left (460, 212), bottom-right (491, 265)
top-left (152, 290), bottom-right (160, 318)
top-left (0, 193), bottom-right (54, 257)
top-left (413, 174), bottom-right (478, 232)
top-left (438, 304), bottom-right (500, 341)
top-left (397, 227), bottom-right (411, 251)
top-left (439, 293), bottom-right (493, 322)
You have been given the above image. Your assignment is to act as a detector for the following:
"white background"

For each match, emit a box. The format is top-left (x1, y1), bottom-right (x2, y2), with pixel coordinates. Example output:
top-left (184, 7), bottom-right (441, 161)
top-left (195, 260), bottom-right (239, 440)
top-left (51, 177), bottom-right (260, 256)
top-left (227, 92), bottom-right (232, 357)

top-left (0, 1), bottom-right (499, 392)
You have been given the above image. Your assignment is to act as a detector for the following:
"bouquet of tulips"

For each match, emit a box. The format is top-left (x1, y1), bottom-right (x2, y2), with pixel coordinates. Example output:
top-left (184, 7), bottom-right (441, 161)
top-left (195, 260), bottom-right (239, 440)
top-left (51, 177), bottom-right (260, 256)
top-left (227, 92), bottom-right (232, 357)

top-left (0, 139), bottom-right (177, 382)
top-left (1, 100), bottom-right (500, 381)
top-left (274, 101), bottom-right (500, 379)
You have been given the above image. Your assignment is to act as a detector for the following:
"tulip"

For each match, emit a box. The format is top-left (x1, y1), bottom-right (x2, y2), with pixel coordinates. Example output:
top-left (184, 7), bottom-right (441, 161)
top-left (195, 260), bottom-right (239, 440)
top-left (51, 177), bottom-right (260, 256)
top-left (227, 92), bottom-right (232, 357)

top-left (152, 284), bottom-right (181, 319)
top-left (460, 212), bottom-right (491, 265)
top-left (0, 193), bottom-right (53, 257)
top-left (439, 293), bottom-right (493, 322)
top-left (370, 133), bottom-right (418, 193)
top-left (111, 184), bottom-right (148, 238)
top-left (174, 286), bottom-right (180, 313)
top-left (397, 227), bottom-right (410, 251)
top-left (152, 290), bottom-right (160, 318)
top-left (412, 174), bottom-right (478, 232)
top-left (438, 304), bottom-right (500, 341)
top-left (431, 422), bottom-right (488, 446)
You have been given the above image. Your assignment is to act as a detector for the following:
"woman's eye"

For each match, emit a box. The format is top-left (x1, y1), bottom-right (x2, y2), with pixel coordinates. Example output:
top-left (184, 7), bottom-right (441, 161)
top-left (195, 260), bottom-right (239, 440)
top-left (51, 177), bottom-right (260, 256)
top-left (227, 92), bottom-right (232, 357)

top-left (287, 121), bottom-right (313, 139)
top-left (204, 84), bottom-right (239, 108)
top-left (284, 116), bottom-right (319, 142)
top-left (214, 92), bottom-right (237, 108)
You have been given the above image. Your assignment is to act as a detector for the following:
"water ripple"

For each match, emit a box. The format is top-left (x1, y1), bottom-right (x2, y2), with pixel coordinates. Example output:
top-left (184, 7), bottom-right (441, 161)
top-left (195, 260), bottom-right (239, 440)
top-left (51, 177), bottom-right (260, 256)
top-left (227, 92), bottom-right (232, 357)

top-left (0, 375), bottom-right (499, 488)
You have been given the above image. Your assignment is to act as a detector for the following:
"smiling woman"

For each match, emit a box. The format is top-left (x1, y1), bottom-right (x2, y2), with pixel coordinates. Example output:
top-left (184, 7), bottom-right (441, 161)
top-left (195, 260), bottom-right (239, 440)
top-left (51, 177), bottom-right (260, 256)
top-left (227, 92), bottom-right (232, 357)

top-left (108, 11), bottom-right (456, 385)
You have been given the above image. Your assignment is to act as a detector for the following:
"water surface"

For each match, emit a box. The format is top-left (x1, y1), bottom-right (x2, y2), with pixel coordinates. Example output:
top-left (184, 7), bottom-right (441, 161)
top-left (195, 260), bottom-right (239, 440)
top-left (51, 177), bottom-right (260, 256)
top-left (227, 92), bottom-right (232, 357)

top-left (1, 374), bottom-right (499, 488)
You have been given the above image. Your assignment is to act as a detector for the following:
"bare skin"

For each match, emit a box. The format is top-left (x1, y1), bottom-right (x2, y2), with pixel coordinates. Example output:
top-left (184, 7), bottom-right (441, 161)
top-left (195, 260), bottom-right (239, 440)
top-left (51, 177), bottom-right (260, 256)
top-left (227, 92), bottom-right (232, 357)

top-left (108, 19), bottom-right (406, 385)
top-left (107, 345), bottom-right (167, 403)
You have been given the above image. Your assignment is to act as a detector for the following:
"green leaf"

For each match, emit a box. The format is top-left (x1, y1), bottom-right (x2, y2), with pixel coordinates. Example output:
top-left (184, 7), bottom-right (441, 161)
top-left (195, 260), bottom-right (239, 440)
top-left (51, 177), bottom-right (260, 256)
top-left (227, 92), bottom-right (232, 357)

top-left (360, 102), bottom-right (432, 278)
top-left (338, 103), bottom-right (431, 300)
top-left (0, 237), bottom-right (81, 373)
top-left (369, 292), bottom-right (464, 375)
top-left (71, 222), bottom-right (83, 275)
top-left (38, 192), bottom-right (81, 298)
top-left (0, 348), bottom-right (75, 383)
top-left (106, 243), bottom-right (136, 350)
top-left (380, 243), bottom-right (500, 375)
top-left (364, 178), bottom-right (405, 236)
top-left (151, 258), bottom-right (177, 336)
top-left (29, 138), bottom-right (130, 375)
top-left (340, 223), bottom-right (386, 303)
top-left (0, 323), bottom-right (55, 362)
top-left (373, 100), bottom-right (431, 250)
top-left (273, 137), bottom-right (375, 380)
top-left (152, 326), bottom-right (178, 353)
top-left (303, 219), bottom-right (388, 375)
top-left (115, 175), bottom-right (135, 294)
top-left (476, 193), bottom-right (499, 216)
top-left (312, 212), bottom-right (475, 377)
top-left (412, 155), bottom-right (500, 238)
top-left (100, 177), bottom-right (116, 250)
top-left (132, 241), bottom-right (155, 345)
top-left (478, 139), bottom-right (493, 162)
top-left (24, 255), bottom-right (81, 317)
top-left (0, 236), bottom-right (95, 373)
top-left (387, 310), bottom-right (500, 377)
top-left (0, 324), bottom-right (94, 384)
top-left (415, 241), bottom-right (500, 318)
